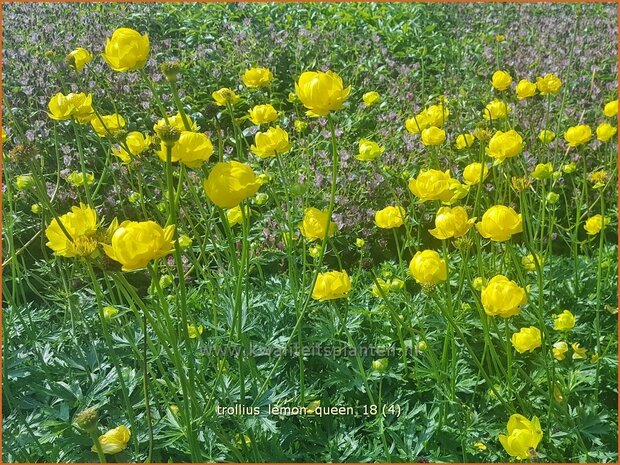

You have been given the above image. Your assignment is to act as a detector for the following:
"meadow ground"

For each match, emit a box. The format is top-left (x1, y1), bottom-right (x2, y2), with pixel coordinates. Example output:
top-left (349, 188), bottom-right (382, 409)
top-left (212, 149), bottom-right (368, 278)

top-left (2, 2), bottom-right (618, 463)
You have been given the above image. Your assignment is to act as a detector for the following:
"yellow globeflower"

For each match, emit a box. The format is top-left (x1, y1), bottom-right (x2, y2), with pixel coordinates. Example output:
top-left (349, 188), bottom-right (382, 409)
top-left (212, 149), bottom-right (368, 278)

top-left (564, 124), bottom-right (592, 147)
top-left (429, 206), bottom-right (475, 240)
top-left (596, 122), bottom-right (617, 142)
top-left (408, 169), bottom-right (459, 203)
top-left (355, 138), bottom-right (385, 161)
top-left (522, 253), bottom-right (544, 272)
top-left (481, 275), bottom-right (527, 317)
top-left (462, 162), bottom-right (489, 185)
top-left (425, 104), bottom-right (450, 127)
top-left (408, 250), bottom-right (447, 285)
top-left (455, 133), bottom-right (475, 150)
top-left (511, 326), bottom-right (542, 353)
top-left (226, 205), bottom-right (250, 227)
top-left (203, 161), bottom-right (261, 209)
top-left (248, 104), bottom-right (278, 125)
top-left (491, 70), bottom-right (512, 91)
top-left (536, 73), bottom-right (562, 95)
top-left (103, 220), bottom-right (174, 272)
top-left (572, 342), bottom-right (587, 359)
top-left (112, 131), bottom-right (152, 163)
top-left (93, 426), bottom-right (131, 454)
top-left (157, 131), bottom-right (213, 169)
top-left (603, 99), bottom-right (618, 117)
top-left (66, 172), bottom-right (95, 187)
top-left (553, 341), bottom-right (569, 360)
top-left (242, 67), bottom-right (273, 88)
top-left (154, 113), bottom-right (199, 134)
top-left (103, 28), bottom-right (150, 72)
top-left (103, 306), bottom-right (119, 319)
top-left (299, 207), bottom-right (336, 242)
top-left (47, 92), bottom-right (95, 123)
top-left (15, 174), bottom-right (34, 191)
top-left (538, 129), bottom-right (555, 144)
top-left (362, 91), bottom-right (381, 107)
top-left (589, 169), bottom-right (608, 189)
top-left (498, 415), bottom-right (543, 460)
top-left (66, 47), bottom-right (93, 72)
top-left (45, 203), bottom-right (99, 257)
top-left (375, 206), bottom-right (406, 229)
top-left (584, 214), bottom-right (610, 235)
top-left (405, 112), bottom-right (430, 134)
top-left (250, 126), bottom-right (291, 158)
top-left (295, 71), bottom-right (351, 117)
top-left (91, 114), bottom-right (126, 138)
top-left (531, 163), bottom-right (553, 180)
top-left (553, 310), bottom-right (576, 332)
top-left (312, 270), bottom-right (352, 301)
top-left (421, 126), bottom-right (446, 146)
top-left (515, 79), bottom-right (537, 99)
top-left (483, 99), bottom-right (510, 120)
top-left (187, 324), bottom-right (204, 339)
top-left (476, 205), bottom-right (523, 242)
top-left (486, 130), bottom-right (524, 162)
top-left (212, 88), bottom-right (240, 106)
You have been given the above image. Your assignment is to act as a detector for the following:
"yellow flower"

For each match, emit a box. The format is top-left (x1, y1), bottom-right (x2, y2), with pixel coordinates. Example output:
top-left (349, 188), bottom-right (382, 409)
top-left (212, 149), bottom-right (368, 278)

top-left (483, 99), bottom-right (510, 120)
top-left (476, 205), bottom-right (523, 242)
top-left (472, 277), bottom-right (485, 291)
top-left (154, 113), bottom-right (199, 134)
top-left (596, 122), bottom-right (617, 142)
top-left (248, 104), bottom-right (278, 125)
top-left (486, 130), bottom-right (524, 162)
top-left (515, 79), bottom-right (537, 99)
top-left (553, 310), bottom-right (576, 332)
top-left (491, 70), bottom-right (512, 91)
top-left (31, 203), bottom-right (42, 214)
top-left (429, 206), bottom-right (476, 240)
top-left (562, 162), bottom-right (577, 174)
top-left (363, 91), bottom-right (381, 107)
top-left (536, 73), bottom-right (562, 95)
top-left (405, 112), bottom-right (430, 134)
top-left (2, 127), bottom-right (7, 144)
top-left (374, 206), bottom-right (406, 229)
top-left (371, 358), bottom-right (389, 372)
top-left (408, 169), bottom-right (460, 203)
top-left (103, 306), bottom-right (119, 319)
top-left (455, 133), bottom-right (475, 150)
top-left (187, 324), bottom-right (204, 339)
top-left (531, 163), bottom-right (553, 180)
top-left (203, 161), bottom-right (260, 209)
top-left (308, 245), bottom-right (321, 258)
top-left (474, 441), bottom-right (487, 452)
top-left (112, 132), bottom-right (152, 163)
top-left (355, 238), bottom-right (365, 248)
top-left (103, 221), bottom-right (174, 272)
top-left (93, 425), bottom-right (131, 454)
top-left (584, 214), bottom-right (610, 235)
top-left (312, 270), bottom-right (352, 301)
top-left (425, 104), bottom-right (450, 127)
top-left (589, 170), bottom-right (608, 189)
top-left (462, 162), bottom-right (489, 185)
top-left (212, 88), bottom-right (240, 106)
top-left (294, 120), bottom-right (308, 133)
top-left (498, 414), bottom-right (543, 460)
top-left (564, 124), bottom-right (592, 147)
top-left (250, 126), bottom-right (291, 158)
top-left (226, 205), bottom-right (250, 227)
top-left (421, 126), bottom-right (446, 146)
top-left (47, 92), bottom-right (95, 123)
top-left (242, 67), bottom-right (273, 88)
top-left (45, 204), bottom-right (99, 257)
top-left (408, 250), bottom-right (447, 285)
top-left (91, 114), bottom-right (126, 138)
top-left (295, 71), bottom-right (351, 117)
top-left (603, 99), bottom-right (618, 117)
top-left (572, 342), bottom-right (587, 359)
top-left (511, 326), bottom-right (542, 353)
top-left (522, 254), bottom-right (544, 272)
top-left (103, 27), bottom-right (149, 72)
top-left (553, 341), bottom-right (569, 360)
top-left (538, 129), bottom-right (555, 144)
top-left (178, 235), bottom-right (193, 249)
top-left (66, 171), bottom-right (95, 187)
top-left (495, 34), bottom-right (505, 42)
top-left (355, 138), bottom-right (385, 161)
top-left (15, 174), bottom-right (34, 191)
top-left (481, 275), bottom-right (527, 317)
top-left (66, 47), bottom-right (93, 72)
top-left (157, 131), bottom-right (213, 169)
top-left (299, 207), bottom-right (336, 241)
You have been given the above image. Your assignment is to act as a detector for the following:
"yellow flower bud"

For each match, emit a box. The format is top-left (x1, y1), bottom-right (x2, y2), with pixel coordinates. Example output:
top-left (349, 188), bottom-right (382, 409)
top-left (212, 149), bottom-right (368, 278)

top-left (362, 91), bottom-right (381, 107)
top-left (538, 129), bottom-right (555, 144)
top-left (531, 163), bottom-right (553, 180)
top-left (187, 324), bottom-right (204, 339)
top-left (355, 138), bottom-right (385, 161)
top-left (66, 47), bottom-right (93, 72)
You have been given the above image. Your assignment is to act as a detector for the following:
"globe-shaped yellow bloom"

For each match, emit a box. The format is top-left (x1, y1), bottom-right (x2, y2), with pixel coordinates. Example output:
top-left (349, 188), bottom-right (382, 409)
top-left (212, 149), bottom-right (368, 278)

top-left (553, 310), bottom-right (576, 331)
top-left (374, 206), bottom-right (405, 229)
top-left (103, 28), bottom-right (150, 72)
top-left (596, 122), bottom-right (617, 142)
top-left (112, 131), bottom-right (152, 163)
top-left (248, 104), bottom-right (278, 125)
top-left (483, 99), bottom-right (510, 120)
top-left (203, 161), bottom-right (261, 208)
top-left (408, 169), bottom-right (459, 203)
top-left (408, 250), bottom-right (447, 285)
top-left (299, 207), bottom-right (336, 241)
top-left (355, 139), bottom-right (385, 161)
top-left (511, 326), bottom-right (542, 353)
top-left (429, 206), bottom-right (476, 240)
top-left (212, 88), bottom-right (241, 106)
top-left (91, 114), bottom-right (126, 138)
top-left (421, 126), bottom-right (446, 146)
top-left (154, 113), bottom-right (199, 134)
top-left (486, 130), bottom-right (524, 162)
top-left (250, 126), bottom-right (291, 158)
top-left (48, 92), bottom-right (95, 123)
top-left (476, 205), bottom-right (523, 242)
top-left (45, 203), bottom-right (99, 257)
top-left (455, 133), bottom-right (475, 150)
top-left (481, 275), bottom-right (527, 317)
top-left (157, 131), bottom-right (213, 168)
top-left (536, 73), bottom-right (562, 95)
top-left (491, 70), bottom-right (512, 91)
top-left (603, 99), bottom-right (618, 117)
top-left (242, 67), bottom-right (273, 88)
top-left (362, 91), bottom-right (381, 107)
top-left (103, 221), bottom-right (174, 272)
top-left (312, 270), bottom-right (351, 301)
top-left (66, 47), bottom-right (93, 72)
top-left (515, 79), bottom-right (537, 99)
top-left (295, 71), bottom-right (351, 117)
top-left (462, 162), bottom-right (489, 185)
top-left (15, 174), bottom-right (34, 191)
top-left (584, 214), bottom-right (610, 235)
top-left (538, 129), bottom-right (555, 144)
top-left (226, 205), bottom-right (250, 227)
top-left (499, 414), bottom-right (543, 460)
top-left (564, 124), bottom-right (592, 147)
top-left (531, 163), bottom-right (553, 180)
top-left (521, 253), bottom-right (544, 272)
top-left (93, 426), bottom-right (131, 455)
